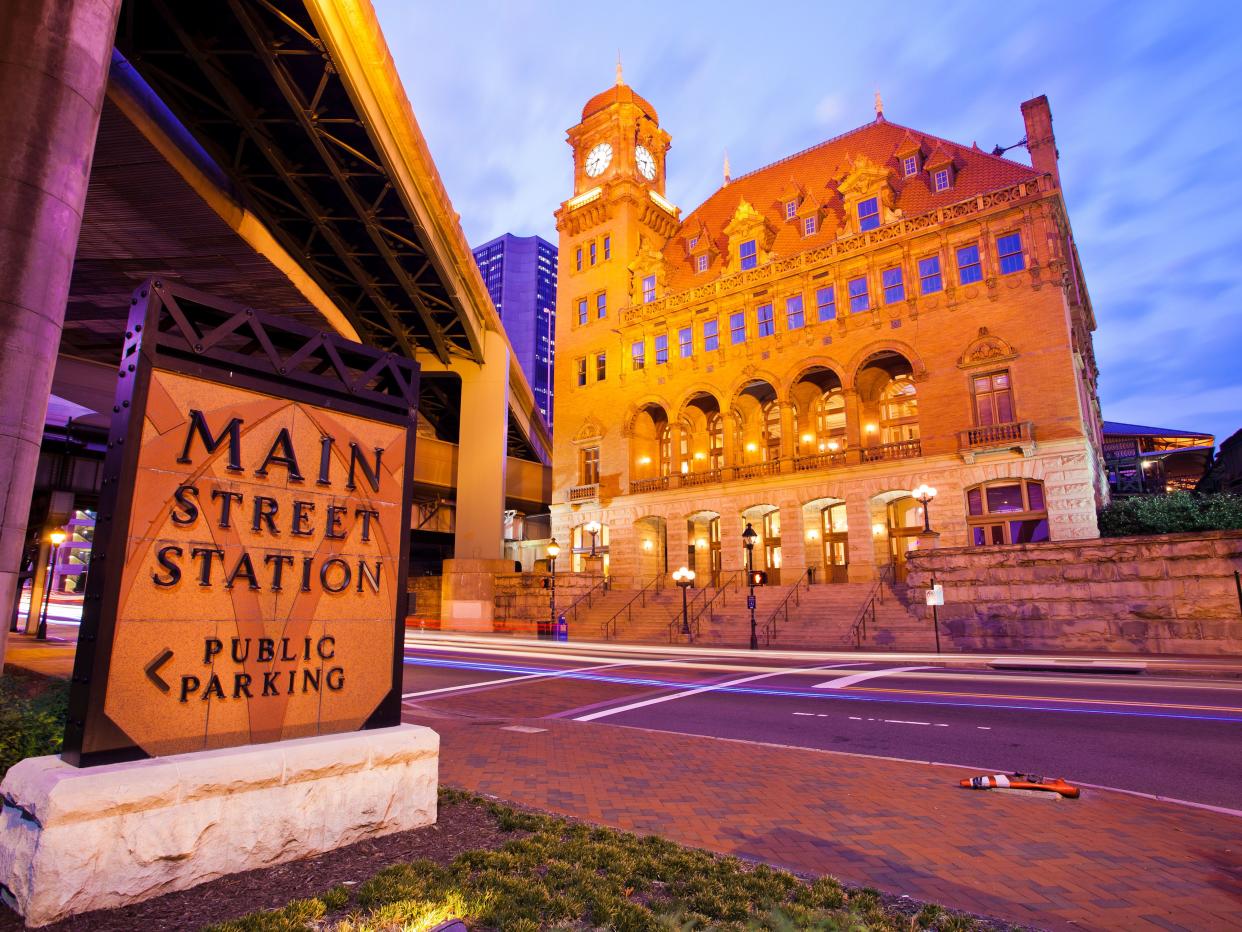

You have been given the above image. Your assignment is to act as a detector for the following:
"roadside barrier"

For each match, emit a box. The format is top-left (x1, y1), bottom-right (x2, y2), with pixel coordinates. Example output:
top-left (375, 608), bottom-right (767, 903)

top-left (959, 772), bottom-right (1081, 798)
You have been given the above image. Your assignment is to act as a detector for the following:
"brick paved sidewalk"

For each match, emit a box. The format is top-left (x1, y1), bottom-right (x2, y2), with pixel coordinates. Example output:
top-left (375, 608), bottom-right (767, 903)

top-left (410, 711), bottom-right (1242, 931)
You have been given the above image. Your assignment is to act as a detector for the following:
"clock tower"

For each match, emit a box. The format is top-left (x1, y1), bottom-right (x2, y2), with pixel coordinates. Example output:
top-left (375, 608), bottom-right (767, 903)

top-left (551, 68), bottom-right (678, 532)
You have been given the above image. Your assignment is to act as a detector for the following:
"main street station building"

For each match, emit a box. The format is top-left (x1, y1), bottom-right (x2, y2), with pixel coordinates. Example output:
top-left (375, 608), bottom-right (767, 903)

top-left (550, 77), bottom-right (1105, 587)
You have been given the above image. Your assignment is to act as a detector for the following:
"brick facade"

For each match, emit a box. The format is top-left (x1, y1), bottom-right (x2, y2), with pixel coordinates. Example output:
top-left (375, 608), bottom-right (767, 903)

top-left (550, 83), bottom-right (1106, 585)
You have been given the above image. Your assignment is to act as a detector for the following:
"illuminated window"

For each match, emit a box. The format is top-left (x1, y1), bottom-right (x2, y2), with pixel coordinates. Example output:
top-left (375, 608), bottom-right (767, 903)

top-left (756, 303), bottom-right (775, 338)
top-left (816, 286), bottom-right (836, 321)
top-left (678, 326), bottom-right (693, 358)
top-left (903, 155), bottom-right (919, 177)
top-left (603, 235), bottom-right (611, 260)
top-left (580, 446), bottom-right (600, 485)
top-left (739, 239), bottom-right (757, 270)
top-left (655, 333), bottom-right (669, 365)
top-left (785, 294), bottom-right (804, 330)
top-left (966, 479), bottom-right (1048, 547)
top-left (642, 275), bottom-right (656, 303)
top-left (696, 254), bottom-right (709, 273)
top-left (631, 340), bottom-right (645, 370)
top-left (882, 266), bottom-right (905, 304)
top-left (730, 311), bottom-right (746, 344)
top-left (576, 357), bottom-right (587, 387)
top-left (596, 291), bottom-right (607, 319)
top-left (918, 256), bottom-right (942, 294)
top-left (803, 216), bottom-right (816, 236)
top-left (973, 371), bottom-right (1014, 426)
top-left (858, 197), bottom-right (880, 232)
top-left (956, 243), bottom-right (982, 285)
top-left (848, 276), bottom-right (869, 313)
top-left (577, 298), bottom-right (588, 325)
top-left (997, 232), bottom-right (1025, 275)
top-left (880, 374), bottom-right (919, 443)
top-left (595, 352), bottom-right (606, 381)
top-left (703, 318), bottom-right (719, 351)
top-left (934, 168), bottom-right (951, 192)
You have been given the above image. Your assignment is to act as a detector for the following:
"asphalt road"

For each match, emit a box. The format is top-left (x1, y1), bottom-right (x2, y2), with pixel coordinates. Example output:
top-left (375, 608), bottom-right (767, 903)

top-left (400, 634), bottom-right (1242, 810)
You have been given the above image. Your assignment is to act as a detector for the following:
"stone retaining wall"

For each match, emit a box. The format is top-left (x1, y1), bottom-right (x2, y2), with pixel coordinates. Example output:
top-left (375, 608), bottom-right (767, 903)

top-left (905, 531), bottom-right (1242, 654)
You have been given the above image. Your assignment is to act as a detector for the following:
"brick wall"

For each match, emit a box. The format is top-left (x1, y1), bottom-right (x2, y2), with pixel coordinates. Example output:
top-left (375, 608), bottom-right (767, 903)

top-left (906, 531), bottom-right (1242, 653)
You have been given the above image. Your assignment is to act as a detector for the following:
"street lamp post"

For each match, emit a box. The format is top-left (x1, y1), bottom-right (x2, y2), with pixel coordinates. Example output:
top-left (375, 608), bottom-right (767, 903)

top-left (545, 538), bottom-right (560, 640)
top-left (913, 483), bottom-right (938, 533)
top-left (35, 529), bottom-right (67, 640)
top-left (585, 520), bottom-right (601, 557)
top-left (742, 522), bottom-right (758, 650)
top-left (673, 566), bottom-right (695, 636)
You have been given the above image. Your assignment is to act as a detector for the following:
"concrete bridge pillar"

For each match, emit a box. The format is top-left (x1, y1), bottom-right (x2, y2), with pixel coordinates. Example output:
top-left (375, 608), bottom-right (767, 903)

top-left (0, 0), bottom-right (122, 665)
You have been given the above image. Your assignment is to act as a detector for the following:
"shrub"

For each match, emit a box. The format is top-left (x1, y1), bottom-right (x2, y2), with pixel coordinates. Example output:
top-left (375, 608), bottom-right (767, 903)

top-left (0, 673), bottom-right (69, 779)
top-left (1097, 491), bottom-right (1242, 537)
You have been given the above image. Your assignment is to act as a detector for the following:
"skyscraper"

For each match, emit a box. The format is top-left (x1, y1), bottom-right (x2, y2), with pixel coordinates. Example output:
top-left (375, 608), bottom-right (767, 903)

top-left (472, 233), bottom-right (558, 425)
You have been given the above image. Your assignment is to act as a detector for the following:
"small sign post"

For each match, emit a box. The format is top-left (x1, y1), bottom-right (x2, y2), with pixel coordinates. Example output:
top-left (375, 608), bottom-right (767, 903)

top-left (927, 577), bottom-right (943, 653)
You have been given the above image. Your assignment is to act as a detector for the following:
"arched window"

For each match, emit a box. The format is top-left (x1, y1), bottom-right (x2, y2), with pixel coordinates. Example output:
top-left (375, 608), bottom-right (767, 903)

top-left (815, 388), bottom-right (847, 451)
top-left (966, 479), bottom-right (1049, 547)
top-left (707, 413), bottom-right (724, 469)
top-left (762, 402), bottom-right (781, 462)
top-left (659, 424), bottom-right (672, 477)
top-left (880, 375), bottom-right (919, 444)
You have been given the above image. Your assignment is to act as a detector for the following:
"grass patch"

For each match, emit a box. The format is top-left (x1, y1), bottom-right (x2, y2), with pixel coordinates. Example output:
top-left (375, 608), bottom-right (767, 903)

top-left (204, 789), bottom-right (991, 931)
top-left (0, 671), bottom-right (69, 780)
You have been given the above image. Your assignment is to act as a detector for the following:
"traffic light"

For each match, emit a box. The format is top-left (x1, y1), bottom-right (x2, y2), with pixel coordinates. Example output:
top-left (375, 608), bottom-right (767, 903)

top-left (748, 570), bottom-right (768, 587)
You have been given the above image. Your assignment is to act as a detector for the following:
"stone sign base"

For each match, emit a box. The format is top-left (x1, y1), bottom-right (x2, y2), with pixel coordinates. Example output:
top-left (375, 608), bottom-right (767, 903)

top-left (0, 724), bottom-right (439, 927)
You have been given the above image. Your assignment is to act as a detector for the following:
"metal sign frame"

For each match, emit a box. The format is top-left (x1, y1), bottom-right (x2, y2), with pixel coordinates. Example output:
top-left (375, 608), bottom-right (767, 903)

top-left (63, 279), bottom-right (419, 767)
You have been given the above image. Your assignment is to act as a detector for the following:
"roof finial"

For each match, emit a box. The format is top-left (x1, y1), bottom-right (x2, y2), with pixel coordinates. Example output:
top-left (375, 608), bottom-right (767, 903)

top-left (616, 51), bottom-right (623, 86)
top-left (874, 89), bottom-right (885, 121)
top-left (723, 148), bottom-right (731, 186)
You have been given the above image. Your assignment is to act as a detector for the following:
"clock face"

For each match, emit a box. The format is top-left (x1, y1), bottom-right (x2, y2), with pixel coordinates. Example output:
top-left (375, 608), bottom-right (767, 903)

top-left (635, 145), bottom-right (656, 180)
top-left (584, 142), bottom-right (613, 178)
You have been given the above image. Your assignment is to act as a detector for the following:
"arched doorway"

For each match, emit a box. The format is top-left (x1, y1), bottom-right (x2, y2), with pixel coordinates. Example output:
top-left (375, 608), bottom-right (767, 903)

top-left (634, 516), bottom-right (667, 580)
top-left (735, 379), bottom-right (780, 465)
top-left (741, 503), bottom-right (781, 584)
top-left (686, 509), bottom-right (721, 585)
top-left (856, 351), bottom-right (920, 458)
top-left (790, 366), bottom-right (847, 459)
top-left (570, 521), bottom-right (609, 575)
top-left (681, 391), bottom-right (724, 478)
top-left (885, 495), bottom-right (922, 581)
top-left (630, 403), bottom-right (672, 482)
top-left (803, 496), bottom-right (848, 583)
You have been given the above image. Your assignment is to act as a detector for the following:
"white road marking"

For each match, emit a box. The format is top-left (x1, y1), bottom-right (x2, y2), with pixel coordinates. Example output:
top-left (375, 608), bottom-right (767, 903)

top-left (401, 660), bottom-right (632, 700)
top-left (883, 719), bottom-right (931, 726)
top-left (793, 712), bottom-right (814, 716)
top-left (574, 662), bottom-right (863, 723)
top-left (977, 726), bottom-right (992, 730)
top-left (813, 665), bottom-right (931, 689)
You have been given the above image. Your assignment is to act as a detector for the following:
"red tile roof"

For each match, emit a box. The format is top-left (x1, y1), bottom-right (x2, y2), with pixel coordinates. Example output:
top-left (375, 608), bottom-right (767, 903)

top-left (663, 116), bottom-right (1039, 293)
top-left (582, 83), bottom-right (658, 123)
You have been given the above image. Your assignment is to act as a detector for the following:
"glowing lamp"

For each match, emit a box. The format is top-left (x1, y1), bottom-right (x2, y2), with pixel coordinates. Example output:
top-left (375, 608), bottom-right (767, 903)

top-left (643, 539), bottom-right (654, 552)
top-left (745, 442), bottom-right (758, 453)
top-left (827, 440), bottom-right (840, 452)
top-left (872, 523), bottom-right (886, 537)
top-left (806, 529), bottom-right (819, 541)
top-left (696, 538), bottom-right (708, 549)
top-left (865, 423), bottom-right (878, 434)
top-left (801, 433), bottom-right (814, 445)
top-left (546, 539), bottom-right (561, 559)
top-left (49, 531), bottom-right (67, 546)
top-left (638, 455), bottom-right (652, 465)
top-left (694, 451), bottom-right (706, 460)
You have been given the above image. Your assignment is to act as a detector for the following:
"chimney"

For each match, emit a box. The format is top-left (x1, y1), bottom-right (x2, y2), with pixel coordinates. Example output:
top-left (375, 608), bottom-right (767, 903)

top-left (1021, 95), bottom-right (1059, 187)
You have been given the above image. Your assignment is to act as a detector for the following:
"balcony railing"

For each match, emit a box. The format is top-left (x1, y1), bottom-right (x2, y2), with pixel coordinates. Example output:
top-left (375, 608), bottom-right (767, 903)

top-left (794, 451), bottom-right (847, 472)
top-left (567, 483), bottom-right (598, 503)
top-left (681, 468), bottom-right (722, 487)
top-left (861, 439), bottom-right (923, 463)
top-left (958, 421), bottom-right (1035, 461)
top-left (735, 461), bottom-right (780, 480)
top-left (629, 476), bottom-right (669, 494)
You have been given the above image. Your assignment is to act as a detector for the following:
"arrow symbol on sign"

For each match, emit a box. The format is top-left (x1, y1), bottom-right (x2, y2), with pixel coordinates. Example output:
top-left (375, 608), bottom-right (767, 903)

top-left (145, 648), bottom-right (174, 693)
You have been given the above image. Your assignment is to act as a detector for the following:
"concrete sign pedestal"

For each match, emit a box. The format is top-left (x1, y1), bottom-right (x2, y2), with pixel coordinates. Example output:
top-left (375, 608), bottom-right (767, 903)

top-left (0, 724), bottom-right (438, 926)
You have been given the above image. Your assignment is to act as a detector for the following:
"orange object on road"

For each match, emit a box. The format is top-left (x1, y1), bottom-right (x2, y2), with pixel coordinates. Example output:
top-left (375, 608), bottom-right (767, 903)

top-left (960, 772), bottom-right (1081, 798)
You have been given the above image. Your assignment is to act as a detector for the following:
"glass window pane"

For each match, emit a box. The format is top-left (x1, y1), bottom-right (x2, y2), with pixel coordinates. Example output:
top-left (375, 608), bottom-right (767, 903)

top-left (740, 240), bottom-right (757, 270)
top-left (972, 526), bottom-right (986, 546)
top-left (1010, 518), bottom-right (1049, 544)
top-left (848, 276), bottom-right (869, 313)
top-left (1026, 481), bottom-right (1045, 512)
top-left (730, 311), bottom-right (746, 344)
top-left (986, 484), bottom-right (1024, 513)
top-left (816, 286), bottom-right (836, 321)
top-left (957, 244), bottom-right (982, 285)
top-left (967, 487), bottom-right (984, 516)
top-left (703, 319), bottom-right (719, 351)
top-left (990, 525), bottom-right (1005, 546)
top-left (756, 303), bottom-right (775, 337)
top-left (786, 295), bottom-right (804, 330)
top-left (996, 392), bottom-right (1013, 423)
top-left (858, 197), bottom-right (880, 231)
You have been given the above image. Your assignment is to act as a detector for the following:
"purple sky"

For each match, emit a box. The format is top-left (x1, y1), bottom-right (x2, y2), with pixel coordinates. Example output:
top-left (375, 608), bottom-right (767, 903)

top-left (375, 0), bottom-right (1242, 445)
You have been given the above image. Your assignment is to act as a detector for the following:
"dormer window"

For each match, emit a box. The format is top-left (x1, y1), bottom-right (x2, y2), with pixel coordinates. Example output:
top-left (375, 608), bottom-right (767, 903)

top-left (858, 197), bottom-right (880, 232)
top-left (688, 235), bottom-right (700, 250)
top-left (803, 216), bottom-right (816, 236)
top-left (739, 239), bottom-right (758, 270)
top-left (902, 155), bottom-right (919, 177)
top-left (933, 168), bottom-right (952, 192)
top-left (785, 200), bottom-right (798, 220)
top-left (642, 275), bottom-right (656, 304)
top-left (695, 254), bottom-right (709, 273)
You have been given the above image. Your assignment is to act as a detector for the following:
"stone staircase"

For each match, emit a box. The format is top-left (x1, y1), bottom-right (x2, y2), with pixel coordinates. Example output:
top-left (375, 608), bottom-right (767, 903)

top-left (564, 577), bottom-right (933, 650)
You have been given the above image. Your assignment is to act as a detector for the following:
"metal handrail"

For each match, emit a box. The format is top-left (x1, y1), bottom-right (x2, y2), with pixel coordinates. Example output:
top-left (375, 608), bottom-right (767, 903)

top-left (565, 575), bottom-right (610, 624)
top-left (761, 568), bottom-right (813, 646)
top-left (689, 570), bottom-right (741, 629)
top-left (849, 563), bottom-right (894, 647)
top-left (600, 573), bottom-right (664, 640)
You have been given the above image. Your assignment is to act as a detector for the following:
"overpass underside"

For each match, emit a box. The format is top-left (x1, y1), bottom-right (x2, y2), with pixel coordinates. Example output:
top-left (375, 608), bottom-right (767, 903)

top-left (1, 0), bottom-right (549, 661)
